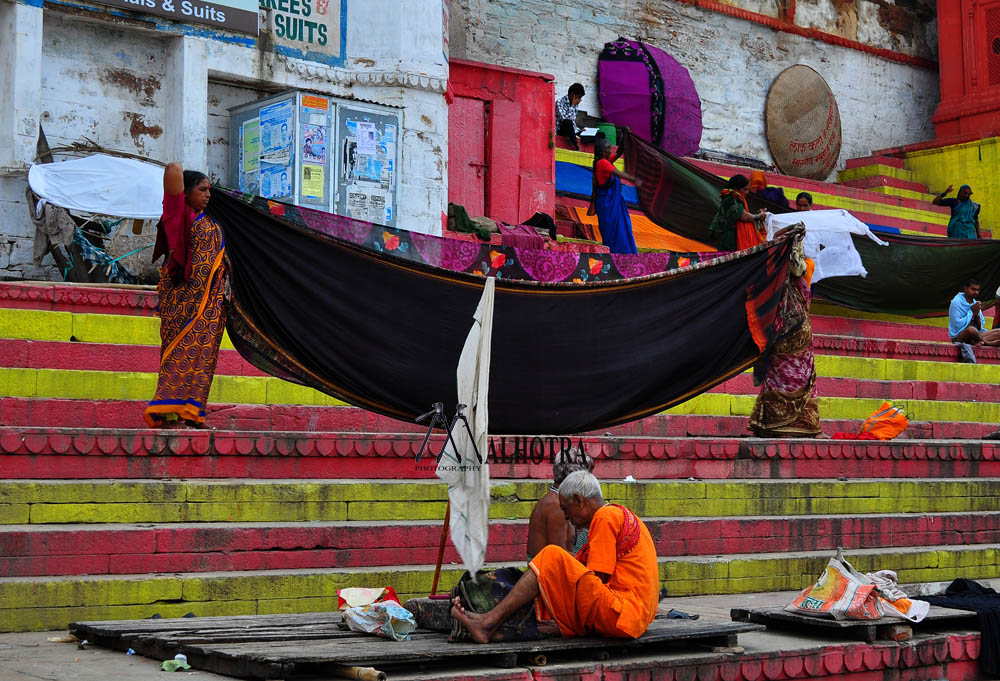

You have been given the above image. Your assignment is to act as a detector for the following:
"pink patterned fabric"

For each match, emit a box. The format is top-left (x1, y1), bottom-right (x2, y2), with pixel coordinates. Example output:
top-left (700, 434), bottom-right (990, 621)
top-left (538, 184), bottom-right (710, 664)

top-left (516, 249), bottom-right (581, 282)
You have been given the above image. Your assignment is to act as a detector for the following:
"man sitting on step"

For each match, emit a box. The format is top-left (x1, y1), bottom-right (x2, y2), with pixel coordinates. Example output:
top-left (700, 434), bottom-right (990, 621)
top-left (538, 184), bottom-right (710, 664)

top-left (526, 447), bottom-right (595, 562)
top-left (452, 471), bottom-right (659, 642)
top-left (949, 278), bottom-right (1000, 363)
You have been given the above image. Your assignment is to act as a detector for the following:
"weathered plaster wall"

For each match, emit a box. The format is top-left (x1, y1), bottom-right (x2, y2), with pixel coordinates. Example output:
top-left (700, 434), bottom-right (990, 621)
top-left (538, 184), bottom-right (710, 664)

top-left (0, 0), bottom-right (449, 279)
top-left (451, 0), bottom-right (939, 176)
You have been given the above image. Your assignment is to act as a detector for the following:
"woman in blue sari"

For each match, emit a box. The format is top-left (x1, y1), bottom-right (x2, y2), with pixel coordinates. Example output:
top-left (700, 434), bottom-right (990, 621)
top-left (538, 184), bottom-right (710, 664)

top-left (588, 137), bottom-right (640, 254)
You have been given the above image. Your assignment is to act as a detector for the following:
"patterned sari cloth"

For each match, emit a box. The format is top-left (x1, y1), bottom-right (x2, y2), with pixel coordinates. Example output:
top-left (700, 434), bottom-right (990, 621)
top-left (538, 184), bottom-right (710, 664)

top-left (144, 195), bottom-right (227, 427)
top-left (749, 256), bottom-right (820, 437)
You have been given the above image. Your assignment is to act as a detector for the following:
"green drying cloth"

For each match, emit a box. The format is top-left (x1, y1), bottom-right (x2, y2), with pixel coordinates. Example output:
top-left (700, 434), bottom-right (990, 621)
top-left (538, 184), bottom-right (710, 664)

top-left (448, 203), bottom-right (492, 241)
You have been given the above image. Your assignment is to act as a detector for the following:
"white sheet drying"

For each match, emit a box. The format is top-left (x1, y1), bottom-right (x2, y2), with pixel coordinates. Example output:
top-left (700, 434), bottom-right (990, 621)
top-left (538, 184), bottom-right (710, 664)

top-left (766, 209), bottom-right (888, 284)
top-left (28, 154), bottom-right (164, 220)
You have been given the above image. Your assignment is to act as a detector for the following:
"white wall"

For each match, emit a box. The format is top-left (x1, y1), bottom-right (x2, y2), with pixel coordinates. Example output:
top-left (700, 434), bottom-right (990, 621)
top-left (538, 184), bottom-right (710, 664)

top-left (0, 0), bottom-right (450, 279)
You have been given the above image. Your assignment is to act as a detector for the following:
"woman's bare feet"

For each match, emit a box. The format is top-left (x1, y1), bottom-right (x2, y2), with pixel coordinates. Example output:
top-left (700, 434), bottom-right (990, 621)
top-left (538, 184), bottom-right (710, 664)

top-left (450, 597), bottom-right (494, 644)
top-left (158, 420), bottom-right (184, 430)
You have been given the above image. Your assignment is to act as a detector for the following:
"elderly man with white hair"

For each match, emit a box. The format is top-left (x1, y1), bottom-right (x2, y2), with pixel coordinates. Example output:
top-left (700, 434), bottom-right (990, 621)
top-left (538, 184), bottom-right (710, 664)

top-left (452, 470), bottom-right (659, 642)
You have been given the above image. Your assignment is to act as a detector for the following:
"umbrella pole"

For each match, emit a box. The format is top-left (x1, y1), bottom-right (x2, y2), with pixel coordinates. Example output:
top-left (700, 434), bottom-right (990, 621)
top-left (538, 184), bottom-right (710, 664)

top-left (430, 500), bottom-right (450, 596)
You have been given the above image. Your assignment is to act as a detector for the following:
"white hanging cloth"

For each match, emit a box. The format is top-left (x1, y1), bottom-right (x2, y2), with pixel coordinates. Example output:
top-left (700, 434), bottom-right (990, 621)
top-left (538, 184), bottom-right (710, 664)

top-left (766, 209), bottom-right (888, 284)
top-left (28, 154), bottom-right (165, 220)
top-left (435, 277), bottom-right (494, 577)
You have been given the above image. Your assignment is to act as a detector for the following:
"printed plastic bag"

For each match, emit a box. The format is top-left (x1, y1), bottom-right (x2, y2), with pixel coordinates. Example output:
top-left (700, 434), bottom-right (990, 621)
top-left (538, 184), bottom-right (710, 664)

top-left (786, 550), bottom-right (928, 622)
top-left (343, 601), bottom-right (417, 642)
top-left (337, 586), bottom-right (400, 611)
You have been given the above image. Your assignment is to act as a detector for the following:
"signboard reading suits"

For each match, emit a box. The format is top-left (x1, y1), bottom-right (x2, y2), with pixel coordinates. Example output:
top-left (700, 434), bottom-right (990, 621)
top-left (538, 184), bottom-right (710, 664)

top-left (92, 0), bottom-right (259, 34)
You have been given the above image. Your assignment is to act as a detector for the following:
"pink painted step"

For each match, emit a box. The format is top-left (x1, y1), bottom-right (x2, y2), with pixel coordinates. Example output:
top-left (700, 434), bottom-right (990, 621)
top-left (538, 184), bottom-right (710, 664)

top-left (845, 155), bottom-right (906, 170)
top-left (4, 511), bottom-right (997, 577)
top-left (839, 175), bottom-right (929, 194)
top-left (1, 397), bottom-right (993, 440)
top-left (4, 333), bottom-right (996, 381)
top-left (0, 282), bottom-right (157, 316)
top-left (3, 426), bottom-right (1000, 481)
top-left (712, 373), bottom-right (1000, 401)
top-left (812, 334), bottom-right (1000, 364)
top-left (0, 339), bottom-right (267, 376)
top-left (811, 316), bottom-right (949, 342)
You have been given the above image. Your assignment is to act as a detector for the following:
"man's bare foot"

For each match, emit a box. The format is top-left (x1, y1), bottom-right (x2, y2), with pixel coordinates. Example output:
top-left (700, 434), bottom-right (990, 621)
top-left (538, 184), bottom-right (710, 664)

top-left (450, 596), bottom-right (493, 644)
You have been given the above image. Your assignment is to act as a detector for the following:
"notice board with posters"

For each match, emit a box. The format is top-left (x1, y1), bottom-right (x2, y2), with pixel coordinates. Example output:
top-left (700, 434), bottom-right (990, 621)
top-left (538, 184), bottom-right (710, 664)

top-left (229, 91), bottom-right (400, 228)
top-left (335, 104), bottom-right (400, 228)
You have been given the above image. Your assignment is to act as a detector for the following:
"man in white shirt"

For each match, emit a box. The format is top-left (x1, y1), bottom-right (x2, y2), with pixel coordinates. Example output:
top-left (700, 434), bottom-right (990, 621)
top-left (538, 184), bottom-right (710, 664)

top-left (555, 83), bottom-right (585, 150)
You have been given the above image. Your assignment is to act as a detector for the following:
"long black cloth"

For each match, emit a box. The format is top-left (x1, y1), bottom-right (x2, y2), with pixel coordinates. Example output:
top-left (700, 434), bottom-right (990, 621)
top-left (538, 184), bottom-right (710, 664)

top-left (813, 232), bottom-right (1000, 314)
top-left (919, 579), bottom-right (1000, 676)
top-left (208, 190), bottom-right (794, 434)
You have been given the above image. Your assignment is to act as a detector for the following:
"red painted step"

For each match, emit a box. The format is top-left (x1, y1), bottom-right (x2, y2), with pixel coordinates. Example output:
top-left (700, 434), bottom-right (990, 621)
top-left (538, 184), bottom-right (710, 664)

top-left (810, 316), bottom-right (950, 343)
top-left (0, 282), bottom-right (157, 316)
top-left (1, 397), bottom-right (992, 439)
top-left (3, 511), bottom-right (997, 577)
top-left (839, 175), bottom-right (929, 194)
top-left (4, 334), bottom-right (996, 382)
top-left (3, 426), bottom-right (999, 480)
top-left (0, 339), bottom-right (267, 376)
top-left (711, 373), bottom-right (1000, 402)
top-left (845, 155), bottom-right (906, 170)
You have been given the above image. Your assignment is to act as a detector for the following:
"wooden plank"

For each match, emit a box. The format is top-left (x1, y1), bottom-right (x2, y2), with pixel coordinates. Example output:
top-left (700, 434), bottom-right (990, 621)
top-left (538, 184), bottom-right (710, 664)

top-left (730, 605), bottom-right (977, 643)
top-left (73, 613), bottom-right (764, 679)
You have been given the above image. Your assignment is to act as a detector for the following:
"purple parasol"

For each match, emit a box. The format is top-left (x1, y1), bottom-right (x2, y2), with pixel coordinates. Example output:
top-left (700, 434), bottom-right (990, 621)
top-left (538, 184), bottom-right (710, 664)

top-left (598, 39), bottom-right (702, 156)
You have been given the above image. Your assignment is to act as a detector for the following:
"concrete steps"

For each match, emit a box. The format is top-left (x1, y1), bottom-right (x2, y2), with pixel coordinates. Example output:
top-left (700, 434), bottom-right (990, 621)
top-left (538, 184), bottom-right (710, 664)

top-left (5, 278), bottom-right (1000, 633)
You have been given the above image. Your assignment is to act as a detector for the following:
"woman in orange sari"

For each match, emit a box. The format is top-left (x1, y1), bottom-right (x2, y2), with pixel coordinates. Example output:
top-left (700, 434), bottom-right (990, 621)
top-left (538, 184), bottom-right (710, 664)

top-left (143, 163), bottom-right (227, 429)
top-left (708, 174), bottom-right (766, 251)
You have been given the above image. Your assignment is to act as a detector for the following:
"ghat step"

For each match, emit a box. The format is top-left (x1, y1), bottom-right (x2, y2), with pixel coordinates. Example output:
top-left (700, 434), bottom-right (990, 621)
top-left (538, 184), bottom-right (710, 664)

top-left (4, 511), bottom-right (999, 577)
top-left (2, 426), bottom-right (1000, 480)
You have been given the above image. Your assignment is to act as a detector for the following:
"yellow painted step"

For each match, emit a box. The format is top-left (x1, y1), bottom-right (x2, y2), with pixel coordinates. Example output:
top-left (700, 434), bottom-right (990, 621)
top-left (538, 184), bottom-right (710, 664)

top-left (837, 164), bottom-right (916, 183)
top-left (868, 185), bottom-right (937, 202)
top-left (0, 308), bottom-right (235, 349)
top-left (0, 367), bottom-right (338, 406)
top-left (661, 544), bottom-right (1000, 597)
top-left (3, 544), bottom-right (998, 631)
top-left (4, 479), bottom-right (998, 525)
top-left (555, 147), bottom-right (624, 171)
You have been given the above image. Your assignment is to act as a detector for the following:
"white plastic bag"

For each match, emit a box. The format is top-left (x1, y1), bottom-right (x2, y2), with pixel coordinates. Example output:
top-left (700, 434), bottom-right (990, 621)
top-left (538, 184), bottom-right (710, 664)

top-left (343, 601), bottom-right (417, 641)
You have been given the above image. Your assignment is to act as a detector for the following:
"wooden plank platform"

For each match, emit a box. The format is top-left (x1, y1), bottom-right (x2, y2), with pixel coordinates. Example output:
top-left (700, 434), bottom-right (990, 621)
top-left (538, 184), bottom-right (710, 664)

top-left (70, 612), bottom-right (764, 679)
top-left (730, 605), bottom-right (977, 642)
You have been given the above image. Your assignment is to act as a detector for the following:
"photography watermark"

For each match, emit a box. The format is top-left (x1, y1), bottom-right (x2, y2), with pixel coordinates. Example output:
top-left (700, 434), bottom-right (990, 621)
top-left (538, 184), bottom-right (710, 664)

top-left (415, 435), bottom-right (589, 472)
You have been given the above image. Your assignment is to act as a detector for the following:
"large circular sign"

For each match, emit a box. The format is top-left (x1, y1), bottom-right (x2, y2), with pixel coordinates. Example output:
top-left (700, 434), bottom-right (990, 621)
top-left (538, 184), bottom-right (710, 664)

top-left (765, 65), bottom-right (842, 180)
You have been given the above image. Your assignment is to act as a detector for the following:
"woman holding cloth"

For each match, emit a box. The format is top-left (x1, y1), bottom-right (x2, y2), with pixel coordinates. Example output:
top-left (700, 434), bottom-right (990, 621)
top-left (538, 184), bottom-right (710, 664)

top-left (708, 174), bottom-right (766, 251)
top-left (588, 136), bottom-right (639, 254)
top-left (143, 163), bottom-right (228, 429)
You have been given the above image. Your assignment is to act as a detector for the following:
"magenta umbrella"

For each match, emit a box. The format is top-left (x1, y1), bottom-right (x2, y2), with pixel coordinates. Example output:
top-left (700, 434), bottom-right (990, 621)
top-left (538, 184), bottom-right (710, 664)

top-left (598, 38), bottom-right (702, 156)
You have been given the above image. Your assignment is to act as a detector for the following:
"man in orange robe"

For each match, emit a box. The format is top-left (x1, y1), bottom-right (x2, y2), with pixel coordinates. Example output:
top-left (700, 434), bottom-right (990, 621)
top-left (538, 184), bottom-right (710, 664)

top-left (451, 470), bottom-right (659, 641)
